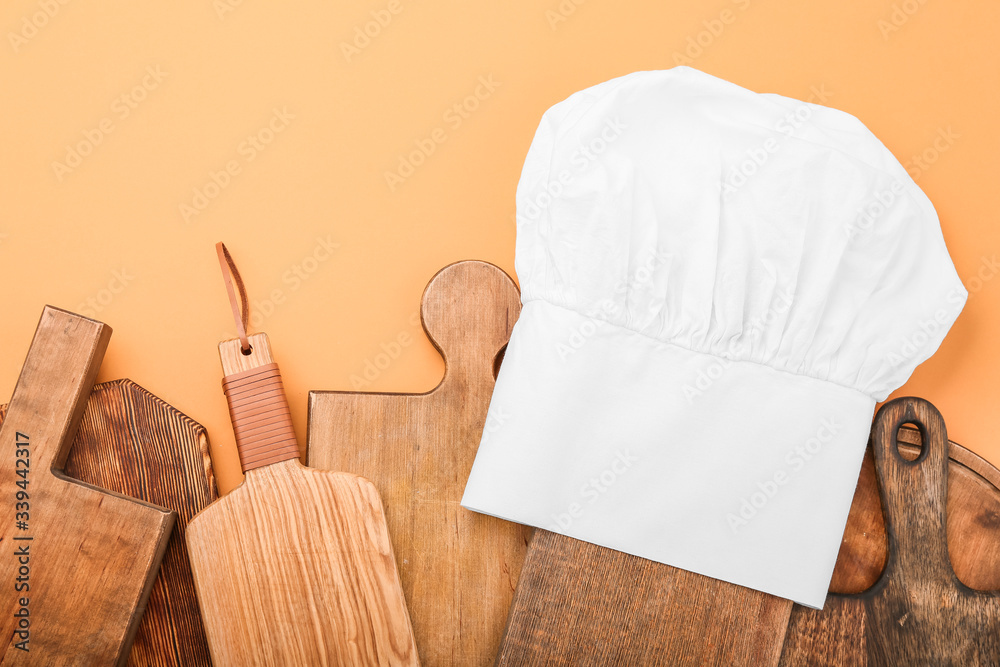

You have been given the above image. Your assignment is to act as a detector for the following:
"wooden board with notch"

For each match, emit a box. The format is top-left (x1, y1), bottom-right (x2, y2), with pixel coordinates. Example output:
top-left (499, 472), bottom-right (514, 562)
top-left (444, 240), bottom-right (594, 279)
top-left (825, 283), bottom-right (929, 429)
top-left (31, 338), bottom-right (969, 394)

top-left (308, 261), bottom-right (532, 666)
top-left (0, 306), bottom-right (176, 665)
top-left (1, 379), bottom-right (217, 666)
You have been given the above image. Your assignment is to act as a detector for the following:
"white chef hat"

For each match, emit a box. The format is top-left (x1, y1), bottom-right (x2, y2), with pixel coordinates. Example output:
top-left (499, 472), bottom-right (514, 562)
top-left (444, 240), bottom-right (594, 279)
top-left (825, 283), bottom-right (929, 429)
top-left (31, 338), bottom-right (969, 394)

top-left (462, 67), bottom-right (967, 608)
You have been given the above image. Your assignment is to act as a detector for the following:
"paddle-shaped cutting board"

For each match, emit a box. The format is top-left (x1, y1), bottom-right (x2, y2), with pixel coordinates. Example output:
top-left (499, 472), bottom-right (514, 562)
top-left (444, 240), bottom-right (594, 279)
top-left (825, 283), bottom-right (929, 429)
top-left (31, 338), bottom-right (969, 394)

top-left (186, 332), bottom-right (418, 666)
top-left (828, 427), bottom-right (1000, 596)
top-left (0, 379), bottom-right (217, 667)
top-left (778, 397), bottom-right (1000, 665)
top-left (308, 261), bottom-right (532, 666)
top-left (0, 306), bottom-right (176, 665)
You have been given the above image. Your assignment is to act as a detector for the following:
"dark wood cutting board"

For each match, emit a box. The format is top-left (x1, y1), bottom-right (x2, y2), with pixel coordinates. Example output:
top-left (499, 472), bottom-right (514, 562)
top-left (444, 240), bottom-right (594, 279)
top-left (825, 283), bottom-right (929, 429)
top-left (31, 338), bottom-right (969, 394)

top-left (778, 397), bottom-right (1000, 666)
top-left (0, 306), bottom-right (175, 665)
top-left (1, 378), bottom-right (218, 667)
top-left (828, 425), bottom-right (1000, 596)
top-left (496, 531), bottom-right (792, 666)
top-left (308, 261), bottom-right (532, 666)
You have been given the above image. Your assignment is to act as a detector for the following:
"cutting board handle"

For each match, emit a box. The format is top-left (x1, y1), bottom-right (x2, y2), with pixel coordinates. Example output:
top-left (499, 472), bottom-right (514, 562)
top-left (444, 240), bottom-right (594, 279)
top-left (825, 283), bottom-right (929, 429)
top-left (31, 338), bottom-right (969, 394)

top-left (420, 261), bottom-right (519, 386)
top-left (220, 333), bottom-right (302, 472)
top-left (871, 397), bottom-right (955, 587)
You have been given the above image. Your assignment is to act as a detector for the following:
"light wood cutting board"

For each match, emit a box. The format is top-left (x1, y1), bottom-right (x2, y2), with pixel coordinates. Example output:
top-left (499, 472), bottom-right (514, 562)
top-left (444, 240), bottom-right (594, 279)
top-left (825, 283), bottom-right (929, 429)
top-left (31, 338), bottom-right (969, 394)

top-left (308, 260), bottom-right (532, 666)
top-left (0, 306), bottom-right (175, 665)
top-left (186, 332), bottom-right (418, 666)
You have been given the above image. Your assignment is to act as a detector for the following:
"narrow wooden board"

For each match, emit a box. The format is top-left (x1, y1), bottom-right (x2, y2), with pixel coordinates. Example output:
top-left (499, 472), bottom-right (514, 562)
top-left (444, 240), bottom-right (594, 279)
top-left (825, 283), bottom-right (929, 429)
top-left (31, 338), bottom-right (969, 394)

top-left (778, 398), bottom-right (1000, 666)
top-left (497, 531), bottom-right (792, 666)
top-left (0, 306), bottom-right (176, 665)
top-left (186, 332), bottom-right (418, 666)
top-left (308, 261), bottom-right (532, 666)
top-left (1, 379), bottom-right (218, 666)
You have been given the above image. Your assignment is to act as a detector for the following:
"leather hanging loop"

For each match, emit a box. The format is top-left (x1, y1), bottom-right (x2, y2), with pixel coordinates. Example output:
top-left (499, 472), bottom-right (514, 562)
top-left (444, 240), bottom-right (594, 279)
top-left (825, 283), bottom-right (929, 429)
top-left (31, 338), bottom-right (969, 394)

top-left (216, 242), bottom-right (251, 353)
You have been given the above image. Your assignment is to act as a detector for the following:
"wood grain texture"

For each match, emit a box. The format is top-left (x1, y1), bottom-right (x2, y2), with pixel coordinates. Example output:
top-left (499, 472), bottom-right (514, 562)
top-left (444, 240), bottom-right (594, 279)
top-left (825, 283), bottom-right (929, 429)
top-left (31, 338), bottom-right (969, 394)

top-left (830, 427), bottom-right (1000, 595)
top-left (0, 306), bottom-right (176, 666)
top-left (308, 261), bottom-right (532, 666)
top-left (778, 398), bottom-right (1000, 666)
top-left (2, 378), bottom-right (218, 667)
top-left (497, 529), bottom-right (792, 666)
top-left (187, 332), bottom-right (419, 667)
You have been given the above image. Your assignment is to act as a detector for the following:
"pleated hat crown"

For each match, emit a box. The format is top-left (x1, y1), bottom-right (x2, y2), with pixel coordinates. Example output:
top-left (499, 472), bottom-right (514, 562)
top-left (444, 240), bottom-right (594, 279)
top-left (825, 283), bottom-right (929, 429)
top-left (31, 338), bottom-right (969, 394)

top-left (514, 66), bottom-right (965, 400)
top-left (462, 67), bottom-right (966, 608)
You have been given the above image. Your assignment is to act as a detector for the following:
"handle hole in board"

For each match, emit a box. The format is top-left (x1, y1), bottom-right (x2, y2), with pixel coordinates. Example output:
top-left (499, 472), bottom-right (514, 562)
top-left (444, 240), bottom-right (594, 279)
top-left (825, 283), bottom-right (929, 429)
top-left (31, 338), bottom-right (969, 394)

top-left (896, 422), bottom-right (926, 463)
top-left (241, 344), bottom-right (253, 356)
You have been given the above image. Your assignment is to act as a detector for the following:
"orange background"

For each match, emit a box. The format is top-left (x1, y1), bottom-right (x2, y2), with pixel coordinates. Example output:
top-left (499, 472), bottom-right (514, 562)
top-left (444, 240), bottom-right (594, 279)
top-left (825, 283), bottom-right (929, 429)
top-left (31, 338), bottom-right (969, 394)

top-left (1, 0), bottom-right (997, 495)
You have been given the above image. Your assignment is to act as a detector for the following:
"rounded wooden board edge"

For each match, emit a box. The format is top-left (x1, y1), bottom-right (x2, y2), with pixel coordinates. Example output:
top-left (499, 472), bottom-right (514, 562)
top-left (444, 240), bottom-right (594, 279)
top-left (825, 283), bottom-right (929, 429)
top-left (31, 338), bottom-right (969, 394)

top-left (831, 425), bottom-right (1000, 595)
top-left (419, 259), bottom-right (519, 356)
top-left (305, 259), bottom-right (521, 440)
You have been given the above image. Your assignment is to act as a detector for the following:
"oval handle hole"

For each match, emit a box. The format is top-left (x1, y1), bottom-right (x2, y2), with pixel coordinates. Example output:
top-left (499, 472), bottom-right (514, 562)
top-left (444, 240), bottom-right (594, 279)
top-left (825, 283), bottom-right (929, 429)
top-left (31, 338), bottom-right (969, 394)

top-left (896, 422), bottom-right (923, 462)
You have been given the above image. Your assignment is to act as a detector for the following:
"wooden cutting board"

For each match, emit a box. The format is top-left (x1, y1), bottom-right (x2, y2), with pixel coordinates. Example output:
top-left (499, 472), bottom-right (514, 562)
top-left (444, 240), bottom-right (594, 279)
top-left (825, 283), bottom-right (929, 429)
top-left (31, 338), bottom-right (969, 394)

top-left (1, 379), bottom-right (218, 667)
top-left (778, 397), bottom-right (1000, 666)
top-left (186, 332), bottom-right (418, 666)
top-left (343, 265), bottom-right (786, 666)
top-left (0, 306), bottom-right (176, 665)
top-left (497, 533), bottom-right (792, 666)
top-left (828, 426), bottom-right (1000, 595)
top-left (308, 260), bottom-right (531, 666)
